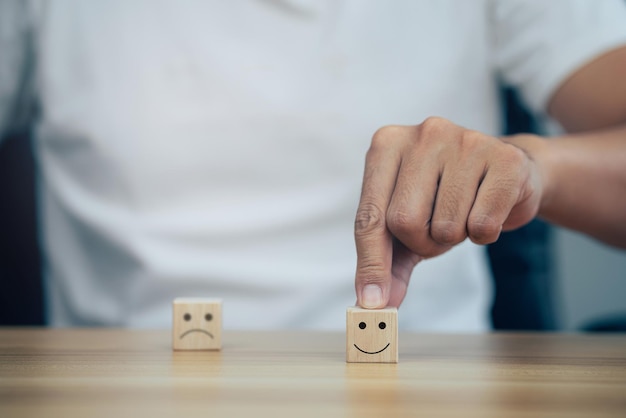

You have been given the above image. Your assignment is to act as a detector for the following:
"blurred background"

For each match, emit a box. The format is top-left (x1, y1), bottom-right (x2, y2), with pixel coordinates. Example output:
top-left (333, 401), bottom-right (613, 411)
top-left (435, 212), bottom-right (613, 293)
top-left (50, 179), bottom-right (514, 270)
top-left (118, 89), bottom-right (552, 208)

top-left (2, 85), bottom-right (625, 330)
top-left (556, 229), bottom-right (626, 331)
top-left (1, 0), bottom-right (625, 329)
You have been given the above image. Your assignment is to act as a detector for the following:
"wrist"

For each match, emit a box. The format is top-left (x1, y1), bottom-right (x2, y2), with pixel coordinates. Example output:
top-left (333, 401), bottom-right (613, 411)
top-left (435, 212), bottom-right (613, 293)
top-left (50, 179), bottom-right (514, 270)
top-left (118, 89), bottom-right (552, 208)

top-left (501, 133), bottom-right (555, 219)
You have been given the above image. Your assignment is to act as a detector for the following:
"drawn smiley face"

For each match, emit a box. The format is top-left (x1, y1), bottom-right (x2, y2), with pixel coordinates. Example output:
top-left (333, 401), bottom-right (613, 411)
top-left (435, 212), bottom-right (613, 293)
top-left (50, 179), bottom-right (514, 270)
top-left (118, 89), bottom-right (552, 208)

top-left (346, 307), bottom-right (398, 363)
top-left (172, 298), bottom-right (222, 351)
top-left (353, 320), bottom-right (390, 354)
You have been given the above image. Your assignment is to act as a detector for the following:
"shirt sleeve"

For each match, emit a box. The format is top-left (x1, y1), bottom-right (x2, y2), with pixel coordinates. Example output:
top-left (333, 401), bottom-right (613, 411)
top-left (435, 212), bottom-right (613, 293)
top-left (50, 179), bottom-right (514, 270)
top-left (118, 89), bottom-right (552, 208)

top-left (492, 0), bottom-right (626, 115)
top-left (0, 0), bottom-right (36, 143)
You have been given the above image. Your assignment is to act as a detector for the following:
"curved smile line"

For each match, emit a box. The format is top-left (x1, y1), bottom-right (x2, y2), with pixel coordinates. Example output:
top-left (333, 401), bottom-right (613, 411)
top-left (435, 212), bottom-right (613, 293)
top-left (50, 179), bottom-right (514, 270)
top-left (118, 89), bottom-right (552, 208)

top-left (179, 329), bottom-right (214, 339)
top-left (354, 343), bottom-right (390, 355)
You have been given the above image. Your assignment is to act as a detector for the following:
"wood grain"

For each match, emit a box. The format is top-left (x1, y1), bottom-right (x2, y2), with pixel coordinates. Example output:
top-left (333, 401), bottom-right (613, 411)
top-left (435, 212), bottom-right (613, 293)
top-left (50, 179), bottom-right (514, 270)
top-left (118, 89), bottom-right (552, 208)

top-left (1, 329), bottom-right (625, 417)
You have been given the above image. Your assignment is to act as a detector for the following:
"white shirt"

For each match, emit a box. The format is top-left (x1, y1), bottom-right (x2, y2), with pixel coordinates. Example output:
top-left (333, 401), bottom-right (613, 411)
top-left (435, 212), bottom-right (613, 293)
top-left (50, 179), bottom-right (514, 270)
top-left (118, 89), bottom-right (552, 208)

top-left (2, 0), bottom-right (626, 330)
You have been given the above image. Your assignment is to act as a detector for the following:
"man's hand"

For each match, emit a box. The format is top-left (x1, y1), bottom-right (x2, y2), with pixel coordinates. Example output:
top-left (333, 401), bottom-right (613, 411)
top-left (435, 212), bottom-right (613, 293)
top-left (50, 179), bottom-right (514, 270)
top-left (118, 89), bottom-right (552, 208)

top-left (354, 117), bottom-right (545, 309)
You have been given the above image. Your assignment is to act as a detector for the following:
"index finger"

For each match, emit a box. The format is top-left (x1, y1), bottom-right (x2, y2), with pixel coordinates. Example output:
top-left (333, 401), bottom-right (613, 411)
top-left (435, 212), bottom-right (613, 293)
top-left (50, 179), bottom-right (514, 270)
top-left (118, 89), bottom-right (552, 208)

top-left (354, 127), bottom-right (403, 309)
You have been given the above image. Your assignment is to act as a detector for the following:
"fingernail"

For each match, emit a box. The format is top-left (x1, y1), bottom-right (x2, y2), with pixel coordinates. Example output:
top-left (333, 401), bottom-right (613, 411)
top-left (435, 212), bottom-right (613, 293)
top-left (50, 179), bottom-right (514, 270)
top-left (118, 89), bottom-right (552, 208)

top-left (361, 284), bottom-right (383, 308)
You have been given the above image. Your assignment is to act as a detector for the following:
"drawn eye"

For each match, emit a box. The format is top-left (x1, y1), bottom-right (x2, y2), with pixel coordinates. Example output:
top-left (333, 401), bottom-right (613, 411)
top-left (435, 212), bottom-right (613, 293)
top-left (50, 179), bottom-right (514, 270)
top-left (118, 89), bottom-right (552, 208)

top-left (379, 322), bottom-right (386, 329)
top-left (205, 313), bottom-right (213, 321)
top-left (184, 313), bottom-right (191, 321)
top-left (359, 322), bottom-right (366, 329)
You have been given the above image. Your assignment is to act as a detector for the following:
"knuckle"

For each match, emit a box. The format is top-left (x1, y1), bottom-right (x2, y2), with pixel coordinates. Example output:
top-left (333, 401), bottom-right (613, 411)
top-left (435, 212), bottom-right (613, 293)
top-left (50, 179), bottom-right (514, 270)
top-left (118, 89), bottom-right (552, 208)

top-left (418, 117), bottom-right (460, 150)
top-left (386, 209), bottom-right (419, 238)
top-left (430, 220), bottom-right (466, 245)
top-left (355, 203), bottom-right (386, 236)
top-left (370, 125), bottom-right (405, 153)
top-left (419, 116), bottom-right (449, 136)
top-left (467, 216), bottom-right (501, 244)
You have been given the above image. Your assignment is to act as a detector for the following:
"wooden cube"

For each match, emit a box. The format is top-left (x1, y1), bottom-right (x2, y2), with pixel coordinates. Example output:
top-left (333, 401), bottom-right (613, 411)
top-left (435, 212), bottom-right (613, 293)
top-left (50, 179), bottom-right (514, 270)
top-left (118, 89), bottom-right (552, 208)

top-left (346, 306), bottom-right (398, 363)
top-left (172, 298), bottom-right (222, 351)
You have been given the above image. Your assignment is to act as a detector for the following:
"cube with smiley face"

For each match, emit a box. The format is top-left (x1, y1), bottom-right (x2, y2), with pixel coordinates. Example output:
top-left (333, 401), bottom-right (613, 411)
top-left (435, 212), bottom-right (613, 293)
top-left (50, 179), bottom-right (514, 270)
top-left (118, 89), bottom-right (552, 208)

top-left (172, 298), bottom-right (222, 351)
top-left (346, 307), bottom-right (398, 363)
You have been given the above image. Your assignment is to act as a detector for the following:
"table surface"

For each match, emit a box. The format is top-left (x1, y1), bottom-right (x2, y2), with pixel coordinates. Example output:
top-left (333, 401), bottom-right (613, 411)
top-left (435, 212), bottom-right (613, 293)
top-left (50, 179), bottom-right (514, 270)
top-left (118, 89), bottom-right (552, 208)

top-left (1, 329), bottom-right (625, 417)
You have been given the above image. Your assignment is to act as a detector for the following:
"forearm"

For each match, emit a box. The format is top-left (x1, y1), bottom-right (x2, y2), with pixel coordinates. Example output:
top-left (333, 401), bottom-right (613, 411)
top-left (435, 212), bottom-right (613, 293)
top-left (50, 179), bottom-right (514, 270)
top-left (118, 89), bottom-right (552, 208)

top-left (509, 124), bottom-right (626, 248)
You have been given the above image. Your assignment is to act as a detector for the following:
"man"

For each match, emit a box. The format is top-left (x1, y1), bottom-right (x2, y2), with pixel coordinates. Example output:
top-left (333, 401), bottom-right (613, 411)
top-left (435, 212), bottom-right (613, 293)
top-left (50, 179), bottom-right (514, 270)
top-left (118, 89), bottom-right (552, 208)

top-left (1, 0), bottom-right (625, 330)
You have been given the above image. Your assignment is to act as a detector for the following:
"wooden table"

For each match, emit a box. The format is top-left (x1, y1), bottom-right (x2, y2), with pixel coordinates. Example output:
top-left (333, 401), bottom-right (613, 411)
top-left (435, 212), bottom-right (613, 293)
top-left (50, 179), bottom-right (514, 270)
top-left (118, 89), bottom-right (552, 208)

top-left (1, 329), bottom-right (625, 417)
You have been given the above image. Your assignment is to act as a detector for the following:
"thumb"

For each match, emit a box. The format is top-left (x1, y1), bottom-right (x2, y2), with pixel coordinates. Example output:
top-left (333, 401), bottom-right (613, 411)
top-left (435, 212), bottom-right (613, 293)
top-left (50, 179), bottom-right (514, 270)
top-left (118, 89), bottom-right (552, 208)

top-left (386, 238), bottom-right (422, 307)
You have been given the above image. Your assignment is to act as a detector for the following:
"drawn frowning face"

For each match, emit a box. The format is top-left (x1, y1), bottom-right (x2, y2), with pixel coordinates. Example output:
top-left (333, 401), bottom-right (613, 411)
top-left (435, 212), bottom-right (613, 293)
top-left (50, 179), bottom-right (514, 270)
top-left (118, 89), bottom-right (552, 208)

top-left (347, 307), bottom-right (398, 363)
top-left (173, 298), bottom-right (222, 351)
top-left (179, 311), bottom-right (215, 340)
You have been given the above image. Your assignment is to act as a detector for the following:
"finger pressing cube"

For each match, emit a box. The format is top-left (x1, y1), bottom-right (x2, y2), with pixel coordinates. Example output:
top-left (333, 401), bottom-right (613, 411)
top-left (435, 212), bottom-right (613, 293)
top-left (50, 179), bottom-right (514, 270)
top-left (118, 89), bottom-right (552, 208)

top-left (172, 298), bottom-right (222, 351)
top-left (346, 306), bottom-right (398, 363)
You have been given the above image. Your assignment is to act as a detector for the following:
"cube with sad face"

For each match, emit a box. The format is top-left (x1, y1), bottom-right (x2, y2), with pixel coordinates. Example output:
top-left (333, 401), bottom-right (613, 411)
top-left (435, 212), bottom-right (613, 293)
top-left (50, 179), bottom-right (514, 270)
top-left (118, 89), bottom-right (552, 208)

top-left (172, 298), bottom-right (222, 351)
top-left (346, 307), bottom-right (398, 363)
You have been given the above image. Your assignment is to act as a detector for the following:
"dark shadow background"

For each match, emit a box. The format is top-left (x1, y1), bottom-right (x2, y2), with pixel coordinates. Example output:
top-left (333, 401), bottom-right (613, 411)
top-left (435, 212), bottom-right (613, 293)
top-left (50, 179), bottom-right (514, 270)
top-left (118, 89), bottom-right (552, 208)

top-left (0, 129), bottom-right (44, 325)
top-left (489, 87), bottom-right (556, 331)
